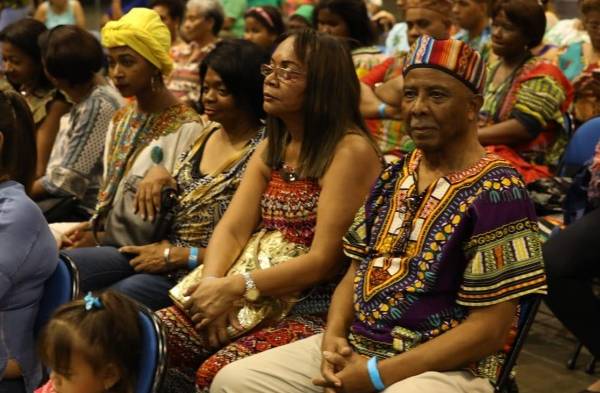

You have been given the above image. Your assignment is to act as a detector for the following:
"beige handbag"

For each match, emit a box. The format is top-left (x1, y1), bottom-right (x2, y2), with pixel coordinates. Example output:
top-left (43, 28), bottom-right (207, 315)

top-left (169, 229), bottom-right (308, 337)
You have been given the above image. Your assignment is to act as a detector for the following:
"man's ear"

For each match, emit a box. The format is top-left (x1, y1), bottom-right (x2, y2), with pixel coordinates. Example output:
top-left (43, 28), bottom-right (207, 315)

top-left (101, 363), bottom-right (121, 391)
top-left (467, 94), bottom-right (484, 121)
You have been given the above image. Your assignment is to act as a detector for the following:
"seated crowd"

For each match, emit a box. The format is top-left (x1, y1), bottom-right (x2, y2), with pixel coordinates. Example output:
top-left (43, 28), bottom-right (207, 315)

top-left (0, 0), bottom-right (599, 393)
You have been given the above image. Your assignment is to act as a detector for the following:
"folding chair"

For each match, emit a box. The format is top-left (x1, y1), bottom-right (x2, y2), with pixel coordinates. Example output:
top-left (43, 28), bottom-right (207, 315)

top-left (557, 116), bottom-right (600, 177)
top-left (494, 295), bottom-right (542, 393)
top-left (135, 304), bottom-right (168, 393)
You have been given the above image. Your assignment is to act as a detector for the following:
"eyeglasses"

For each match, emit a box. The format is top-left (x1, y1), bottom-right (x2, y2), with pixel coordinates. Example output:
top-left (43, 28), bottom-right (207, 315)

top-left (260, 64), bottom-right (305, 82)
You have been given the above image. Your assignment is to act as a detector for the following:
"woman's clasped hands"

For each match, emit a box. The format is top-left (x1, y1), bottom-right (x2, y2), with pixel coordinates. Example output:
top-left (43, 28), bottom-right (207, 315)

top-left (183, 274), bottom-right (245, 347)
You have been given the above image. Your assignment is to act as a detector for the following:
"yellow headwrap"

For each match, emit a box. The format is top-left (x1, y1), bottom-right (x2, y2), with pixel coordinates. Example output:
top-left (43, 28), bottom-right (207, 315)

top-left (101, 8), bottom-right (173, 75)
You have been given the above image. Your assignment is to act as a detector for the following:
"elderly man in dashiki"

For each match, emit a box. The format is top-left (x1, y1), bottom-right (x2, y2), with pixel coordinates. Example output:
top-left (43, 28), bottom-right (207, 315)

top-left (209, 36), bottom-right (547, 393)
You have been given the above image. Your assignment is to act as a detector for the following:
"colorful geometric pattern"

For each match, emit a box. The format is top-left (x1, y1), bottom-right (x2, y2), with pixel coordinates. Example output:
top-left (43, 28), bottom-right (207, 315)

top-left (404, 35), bottom-right (486, 94)
top-left (343, 150), bottom-right (547, 381)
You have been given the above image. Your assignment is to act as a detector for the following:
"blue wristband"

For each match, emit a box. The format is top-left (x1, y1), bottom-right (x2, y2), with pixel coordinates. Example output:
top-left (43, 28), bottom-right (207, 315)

top-left (378, 103), bottom-right (387, 119)
top-left (367, 356), bottom-right (385, 391)
top-left (188, 247), bottom-right (199, 270)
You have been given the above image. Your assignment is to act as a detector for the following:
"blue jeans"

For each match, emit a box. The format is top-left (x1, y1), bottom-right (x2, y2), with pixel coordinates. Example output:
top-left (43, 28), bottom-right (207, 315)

top-left (63, 246), bottom-right (173, 310)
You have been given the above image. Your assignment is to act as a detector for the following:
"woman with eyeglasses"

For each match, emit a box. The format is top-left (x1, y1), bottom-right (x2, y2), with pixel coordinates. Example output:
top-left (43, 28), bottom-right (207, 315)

top-left (156, 29), bottom-right (382, 392)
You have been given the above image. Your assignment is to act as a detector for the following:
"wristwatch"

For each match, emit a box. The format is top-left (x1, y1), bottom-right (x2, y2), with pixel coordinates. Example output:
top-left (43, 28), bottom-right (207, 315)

top-left (242, 272), bottom-right (260, 302)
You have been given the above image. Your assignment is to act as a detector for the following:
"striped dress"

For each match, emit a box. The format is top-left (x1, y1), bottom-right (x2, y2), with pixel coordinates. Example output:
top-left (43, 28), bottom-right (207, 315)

top-left (157, 168), bottom-right (331, 393)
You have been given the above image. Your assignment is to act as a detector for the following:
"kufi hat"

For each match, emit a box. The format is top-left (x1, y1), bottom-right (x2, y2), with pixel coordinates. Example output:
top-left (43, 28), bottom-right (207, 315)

top-left (403, 35), bottom-right (486, 94)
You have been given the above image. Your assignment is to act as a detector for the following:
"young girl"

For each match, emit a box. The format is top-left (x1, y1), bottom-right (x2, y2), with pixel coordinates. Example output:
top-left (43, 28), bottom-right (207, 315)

top-left (243, 6), bottom-right (285, 51)
top-left (36, 291), bottom-right (142, 393)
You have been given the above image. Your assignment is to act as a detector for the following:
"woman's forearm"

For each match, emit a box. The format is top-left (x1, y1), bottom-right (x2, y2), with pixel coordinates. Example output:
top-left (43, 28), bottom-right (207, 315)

top-left (249, 247), bottom-right (345, 297)
top-left (201, 228), bottom-right (249, 277)
top-left (478, 119), bottom-right (533, 146)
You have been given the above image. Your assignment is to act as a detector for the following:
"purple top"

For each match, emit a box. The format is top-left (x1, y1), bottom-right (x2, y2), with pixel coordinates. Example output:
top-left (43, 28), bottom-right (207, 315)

top-left (343, 151), bottom-right (547, 380)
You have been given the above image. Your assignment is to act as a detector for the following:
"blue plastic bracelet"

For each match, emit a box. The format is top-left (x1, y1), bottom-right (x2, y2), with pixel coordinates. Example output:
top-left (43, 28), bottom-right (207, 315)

top-left (188, 247), bottom-right (199, 270)
top-left (367, 356), bottom-right (385, 391)
top-left (378, 103), bottom-right (387, 119)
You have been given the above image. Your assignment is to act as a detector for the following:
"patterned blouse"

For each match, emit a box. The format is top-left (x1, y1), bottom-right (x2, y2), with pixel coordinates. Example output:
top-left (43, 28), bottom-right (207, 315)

top-left (42, 85), bottom-right (123, 213)
top-left (343, 150), bottom-right (547, 382)
top-left (167, 41), bottom-right (216, 105)
top-left (260, 169), bottom-right (320, 247)
top-left (169, 124), bottom-right (265, 247)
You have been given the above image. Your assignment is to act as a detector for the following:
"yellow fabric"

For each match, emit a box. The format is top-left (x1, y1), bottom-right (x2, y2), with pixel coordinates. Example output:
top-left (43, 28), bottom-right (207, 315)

top-left (101, 8), bottom-right (173, 75)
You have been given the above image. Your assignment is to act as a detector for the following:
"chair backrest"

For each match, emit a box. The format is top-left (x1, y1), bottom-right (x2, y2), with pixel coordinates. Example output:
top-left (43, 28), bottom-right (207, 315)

top-left (558, 116), bottom-right (600, 177)
top-left (494, 295), bottom-right (542, 392)
top-left (135, 304), bottom-right (168, 393)
top-left (33, 252), bottom-right (79, 337)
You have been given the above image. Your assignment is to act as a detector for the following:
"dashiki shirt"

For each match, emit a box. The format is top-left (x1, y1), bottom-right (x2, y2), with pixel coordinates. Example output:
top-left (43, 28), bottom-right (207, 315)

top-left (167, 41), bottom-right (216, 105)
top-left (157, 166), bottom-right (329, 393)
top-left (169, 123), bottom-right (265, 249)
top-left (42, 84), bottom-right (123, 214)
top-left (480, 56), bottom-right (573, 183)
top-left (343, 150), bottom-right (547, 382)
top-left (94, 103), bottom-right (202, 223)
top-left (453, 25), bottom-right (492, 63)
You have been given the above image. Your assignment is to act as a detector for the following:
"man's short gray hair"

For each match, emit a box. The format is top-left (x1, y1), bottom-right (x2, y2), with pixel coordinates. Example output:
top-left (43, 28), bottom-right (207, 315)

top-left (186, 0), bottom-right (225, 35)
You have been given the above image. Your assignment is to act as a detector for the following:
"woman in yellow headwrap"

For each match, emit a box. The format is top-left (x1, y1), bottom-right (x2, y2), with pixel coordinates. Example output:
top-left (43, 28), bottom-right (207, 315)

top-left (53, 8), bottom-right (204, 304)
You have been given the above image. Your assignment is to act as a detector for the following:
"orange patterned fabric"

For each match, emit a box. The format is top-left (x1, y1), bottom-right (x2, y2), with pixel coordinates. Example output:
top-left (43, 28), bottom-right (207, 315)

top-left (260, 170), bottom-right (321, 247)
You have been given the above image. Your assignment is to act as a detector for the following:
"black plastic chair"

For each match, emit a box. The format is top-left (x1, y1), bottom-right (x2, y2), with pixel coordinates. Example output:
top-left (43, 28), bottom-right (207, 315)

top-left (494, 295), bottom-right (542, 393)
top-left (135, 303), bottom-right (168, 393)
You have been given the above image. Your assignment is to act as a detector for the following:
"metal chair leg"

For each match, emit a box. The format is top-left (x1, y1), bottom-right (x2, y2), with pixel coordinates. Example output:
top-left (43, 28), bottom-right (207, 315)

top-left (585, 356), bottom-right (597, 374)
top-left (567, 342), bottom-right (583, 370)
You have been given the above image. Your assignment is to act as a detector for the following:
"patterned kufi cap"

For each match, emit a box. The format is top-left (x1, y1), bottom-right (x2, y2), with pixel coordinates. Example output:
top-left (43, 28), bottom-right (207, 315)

top-left (405, 0), bottom-right (453, 15)
top-left (403, 35), bottom-right (486, 94)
